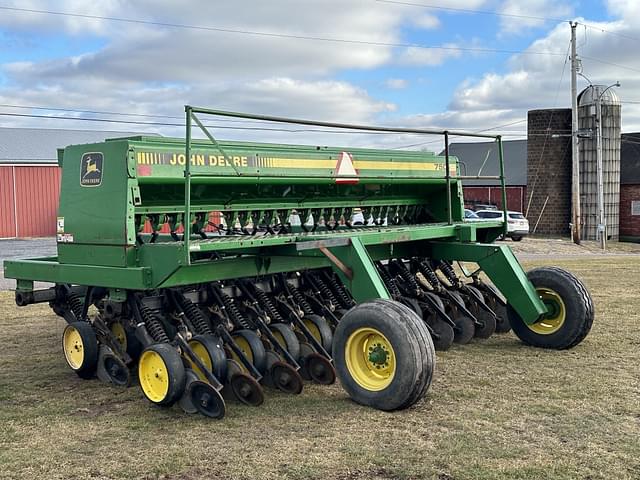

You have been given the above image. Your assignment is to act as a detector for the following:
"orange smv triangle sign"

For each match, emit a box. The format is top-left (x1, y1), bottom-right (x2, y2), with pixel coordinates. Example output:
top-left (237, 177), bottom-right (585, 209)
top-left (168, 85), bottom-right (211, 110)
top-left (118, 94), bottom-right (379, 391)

top-left (335, 151), bottom-right (359, 184)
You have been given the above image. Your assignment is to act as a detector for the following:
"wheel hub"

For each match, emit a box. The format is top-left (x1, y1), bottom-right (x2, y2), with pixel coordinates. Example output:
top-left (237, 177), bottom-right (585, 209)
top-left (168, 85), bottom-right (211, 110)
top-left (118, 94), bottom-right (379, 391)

top-left (345, 327), bottom-right (396, 391)
top-left (368, 345), bottom-right (388, 366)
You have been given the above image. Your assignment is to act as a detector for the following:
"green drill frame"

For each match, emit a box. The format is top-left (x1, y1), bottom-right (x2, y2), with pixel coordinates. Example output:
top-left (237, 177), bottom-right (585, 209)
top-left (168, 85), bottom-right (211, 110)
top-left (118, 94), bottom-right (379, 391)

top-left (4, 106), bottom-right (547, 324)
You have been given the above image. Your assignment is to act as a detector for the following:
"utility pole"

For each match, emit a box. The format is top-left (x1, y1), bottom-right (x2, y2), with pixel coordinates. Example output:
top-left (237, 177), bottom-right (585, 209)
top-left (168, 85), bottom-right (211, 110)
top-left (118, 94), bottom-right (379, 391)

top-left (570, 22), bottom-right (581, 244)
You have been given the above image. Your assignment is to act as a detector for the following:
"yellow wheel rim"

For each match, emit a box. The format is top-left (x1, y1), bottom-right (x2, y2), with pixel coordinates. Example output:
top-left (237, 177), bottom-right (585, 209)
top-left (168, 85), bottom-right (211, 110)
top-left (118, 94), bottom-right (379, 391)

top-left (111, 322), bottom-right (127, 350)
top-left (271, 329), bottom-right (286, 349)
top-left (230, 335), bottom-right (254, 372)
top-left (187, 339), bottom-right (213, 382)
top-left (138, 350), bottom-right (170, 403)
top-left (63, 326), bottom-right (84, 370)
top-left (303, 319), bottom-right (322, 343)
top-left (529, 287), bottom-right (566, 335)
top-left (345, 327), bottom-right (396, 392)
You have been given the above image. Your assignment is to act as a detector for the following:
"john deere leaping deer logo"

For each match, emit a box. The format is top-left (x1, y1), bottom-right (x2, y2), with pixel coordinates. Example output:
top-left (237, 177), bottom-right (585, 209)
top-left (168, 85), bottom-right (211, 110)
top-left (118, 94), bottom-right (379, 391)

top-left (80, 153), bottom-right (104, 186)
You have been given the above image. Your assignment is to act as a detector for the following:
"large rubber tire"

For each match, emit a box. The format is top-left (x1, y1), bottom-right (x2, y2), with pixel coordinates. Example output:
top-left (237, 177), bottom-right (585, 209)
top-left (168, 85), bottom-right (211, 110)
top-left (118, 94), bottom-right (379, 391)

top-left (333, 299), bottom-right (435, 411)
top-left (508, 267), bottom-right (594, 349)
top-left (372, 299), bottom-right (435, 411)
top-left (269, 323), bottom-right (301, 361)
top-left (138, 343), bottom-right (186, 407)
top-left (231, 329), bottom-right (267, 374)
top-left (302, 314), bottom-right (333, 352)
top-left (62, 321), bottom-right (98, 379)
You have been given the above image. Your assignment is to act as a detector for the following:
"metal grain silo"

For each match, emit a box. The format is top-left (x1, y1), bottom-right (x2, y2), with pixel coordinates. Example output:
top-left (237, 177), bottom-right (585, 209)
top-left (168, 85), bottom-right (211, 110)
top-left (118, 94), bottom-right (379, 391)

top-left (578, 85), bottom-right (621, 241)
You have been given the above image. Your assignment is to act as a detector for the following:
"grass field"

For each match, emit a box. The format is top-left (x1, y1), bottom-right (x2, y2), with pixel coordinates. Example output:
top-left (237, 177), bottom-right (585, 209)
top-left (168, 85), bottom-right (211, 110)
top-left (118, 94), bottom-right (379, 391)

top-left (1, 257), bottom-right (639, 480)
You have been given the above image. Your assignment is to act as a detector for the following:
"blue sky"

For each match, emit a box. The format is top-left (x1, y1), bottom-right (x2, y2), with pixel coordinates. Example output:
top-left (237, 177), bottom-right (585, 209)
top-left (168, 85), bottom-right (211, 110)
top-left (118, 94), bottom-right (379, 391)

top-left (0, 0), bottom-right (637, 146)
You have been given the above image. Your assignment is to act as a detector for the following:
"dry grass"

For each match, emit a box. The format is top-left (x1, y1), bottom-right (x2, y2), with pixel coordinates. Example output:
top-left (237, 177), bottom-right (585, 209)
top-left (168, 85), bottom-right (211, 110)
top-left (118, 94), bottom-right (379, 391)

top-left (1, 257), bottom-right (639, 480)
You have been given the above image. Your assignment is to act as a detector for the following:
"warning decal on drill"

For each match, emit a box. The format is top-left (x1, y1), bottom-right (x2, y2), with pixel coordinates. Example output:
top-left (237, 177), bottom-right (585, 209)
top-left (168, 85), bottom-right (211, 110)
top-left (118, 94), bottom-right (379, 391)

top-left (335, 151), bottom-right (359, 184)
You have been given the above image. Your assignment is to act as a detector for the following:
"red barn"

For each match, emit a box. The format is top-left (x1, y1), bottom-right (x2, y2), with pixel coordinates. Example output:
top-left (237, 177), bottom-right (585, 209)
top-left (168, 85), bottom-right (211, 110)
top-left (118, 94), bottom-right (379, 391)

top-left (0, 127), bottom-right (147, 238)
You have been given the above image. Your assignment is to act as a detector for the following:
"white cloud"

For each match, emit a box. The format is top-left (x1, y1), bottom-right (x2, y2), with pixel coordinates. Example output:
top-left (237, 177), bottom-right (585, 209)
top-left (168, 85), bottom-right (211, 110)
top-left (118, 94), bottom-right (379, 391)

top-left (423, 14), bottom-right (640, 136)
top-left (412, 13), bottom-right (440, 30)
top-left (398, 44), bottom-right (463, 66)
top-left (0, 0), bottom-right (490, 140)
top-left (498, 0), bottom-right (573, 34)
top-left (385, 78), bottom-right (408, 89)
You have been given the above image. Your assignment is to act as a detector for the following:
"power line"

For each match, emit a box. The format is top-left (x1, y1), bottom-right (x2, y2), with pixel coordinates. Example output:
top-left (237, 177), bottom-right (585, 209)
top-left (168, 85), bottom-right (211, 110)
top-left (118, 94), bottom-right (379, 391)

top-left (391, 119), bottom-right (528, 149)
top-left (581, 55), bottom-right (640, 74)
top-left (374, 0), bottom-right (567, 23)
top-left (580, 23), bottom-right (640, 44)
top-left (0, 110), bottom-right (555, 141)
top-left (376, 0), bottom-right (640, 45)
top-left (0, 4), bottom-right (567, 58)
top-left (0, 103), bottom-right (276, 126)
top-left (0, 111), bottom-right (405, 134)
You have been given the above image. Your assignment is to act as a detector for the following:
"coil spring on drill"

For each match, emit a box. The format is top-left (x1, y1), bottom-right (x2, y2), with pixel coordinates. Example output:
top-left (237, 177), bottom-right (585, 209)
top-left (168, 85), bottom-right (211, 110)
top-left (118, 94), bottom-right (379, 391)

top-left (254, 286), bottom-right (284, 322)
top-left (67, 293), bottom-right (85, 321)
top-left (324, 272), bottom-right (355, 308)
top-left (437, 260), bottom-right (459, 286)
top-left (375, 262), bottom-right (402, 298)
top-left (312, 274), bottom-right (339, 306)
top-left (219, 290), bottom-right (252, 329)
top-left (416, 259), bottom-right (441, 290)
top-left (289, 283), bottom-right (315, 315)
top-left (140, 304), bottom-right (170, 343)
top-left (391, 260), bottom-right (420, 292)
top-left (180, 297), bottom-right (213, 335)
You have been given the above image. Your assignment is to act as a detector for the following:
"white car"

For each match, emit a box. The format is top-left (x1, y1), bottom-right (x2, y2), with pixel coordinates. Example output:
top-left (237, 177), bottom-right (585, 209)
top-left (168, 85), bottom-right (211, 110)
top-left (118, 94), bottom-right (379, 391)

top-left (475, 209), bottom-right (530, 241)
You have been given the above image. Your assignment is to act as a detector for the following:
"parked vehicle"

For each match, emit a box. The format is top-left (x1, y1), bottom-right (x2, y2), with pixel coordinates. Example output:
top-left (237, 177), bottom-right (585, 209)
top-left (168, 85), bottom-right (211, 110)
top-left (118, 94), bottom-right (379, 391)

top-left (475, 210), bottom-right (529, 241)
top-left (471, 204), bottom-right (498, 211)
top-left (464, 209), bottom-right (480, 220)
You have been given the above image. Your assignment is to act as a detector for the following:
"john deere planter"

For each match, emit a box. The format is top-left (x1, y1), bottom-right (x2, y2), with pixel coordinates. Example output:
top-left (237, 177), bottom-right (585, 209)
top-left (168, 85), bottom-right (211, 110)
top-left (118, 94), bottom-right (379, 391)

top-left (4, 107), bottom-right (594, 418)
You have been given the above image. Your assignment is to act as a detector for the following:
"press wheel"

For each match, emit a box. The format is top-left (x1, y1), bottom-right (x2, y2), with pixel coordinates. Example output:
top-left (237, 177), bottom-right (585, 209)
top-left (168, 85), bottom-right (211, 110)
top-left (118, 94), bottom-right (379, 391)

top-left (187, 335), bottom-right (227, 383)
top-left (138, 343), bottom-right (186, 407)
top-left (62, 321), bottom-right (98, 379)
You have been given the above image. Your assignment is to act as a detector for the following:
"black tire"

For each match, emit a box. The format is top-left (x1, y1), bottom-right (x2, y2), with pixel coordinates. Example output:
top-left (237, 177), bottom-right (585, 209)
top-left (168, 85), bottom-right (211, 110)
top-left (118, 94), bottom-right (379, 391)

top-left (62, 321), bottom-right (98, 379)
top-left (465, 286), bottom-right (497, 339)
top-left (138, 343), bottom-right (186, 407)
top-left (368, 299), bottom-right (436, 411)
top-left (508, 267), bottom-right (594, 349)
top-left (269, 323), bottom-right (301, 361)
top-left (302, 314), bottom-right (333, 352)
top-left (231, 329), bottom-right (268, 374)
top-left (511, 235), bottom-right (523, 242)
top-left (188, 335), bottom-right (228, 383)
top-left (333, 299), bottom-right (435, 411)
